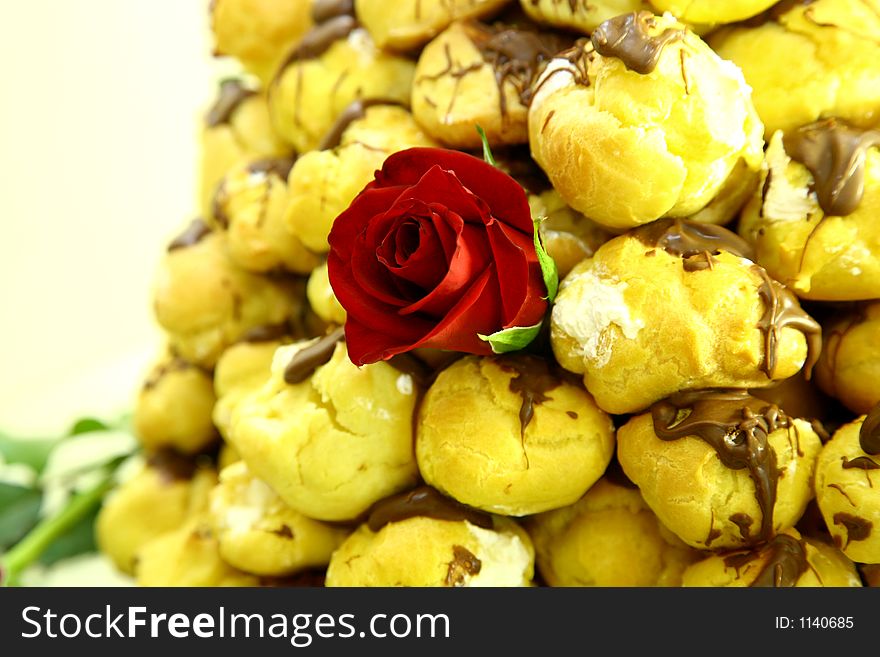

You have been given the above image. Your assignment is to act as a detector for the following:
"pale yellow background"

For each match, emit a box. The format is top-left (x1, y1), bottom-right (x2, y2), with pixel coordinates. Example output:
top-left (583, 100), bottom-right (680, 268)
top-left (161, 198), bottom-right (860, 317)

top-left (0, 1), bottom-right (218, 434)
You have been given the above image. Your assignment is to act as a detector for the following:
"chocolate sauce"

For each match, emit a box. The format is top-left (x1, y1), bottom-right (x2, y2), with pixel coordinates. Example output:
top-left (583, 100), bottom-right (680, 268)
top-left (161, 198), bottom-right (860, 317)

top-left (782, 119), bottom-right (880, 216)
top-left (753, 266), bottom-right (821, 380)
top-left (283, 327), bottom-right (345, 384)
top-left (142, 357), bottom-right (195, 391)
top-left (730, 513), bottom-right (754, 542)
top-left (635, 218), bottom-right (755, 264)
top-left (740, 534), bottom-right (808, 587)
top-left (311, 0), bottom-right (354, 24)
top-left (206, 79), bottom-right (256, 127)
top-left (445, 545), bottom-right (482, 587)
top-left (497, 355), bottom-right (562, 436)
top-left (463, 22), bottom-right (568, 111)
top-left (147, 449), bottom-right (199, 483)
top-left (271, 524), bottom-right (295, 539)
top-left (284, 14), bottom-right (357, 64)
top-left (860, 402), bottom-right (880, 455)
top-left (167, 218), bottom-right (212, 252)
top-left (591, 11), bottom-right (684, 75)
top-left (842, 455), bottom-right (880, 470)
top-left (317, 98), bottom-right (405, 150)
top-left (237, 322), bottom-right (291, 344)
top-left (366, 486), bottom-right (493, 532)
top-left (833, 513), bottom-right (873, 548)
top-left (651, 389), bottom-right (791, 542)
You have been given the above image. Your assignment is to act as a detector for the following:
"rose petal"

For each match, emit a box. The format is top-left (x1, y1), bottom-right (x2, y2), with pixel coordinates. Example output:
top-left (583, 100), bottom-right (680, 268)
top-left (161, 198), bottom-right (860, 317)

top-left (399, 222), bottom-right (492, 318)
top-left (378, 214), bottom-right (448, 291)
top-left (485, 220), bottom-right (547, 328)
top-left (378, 149), bottom-right (533, 233)
top-left (328, 185), bottom-right (408, 258)
top-left (411, 265), bottom-right (501, 355)
top-left (392, 164), bottom-right (489, 225)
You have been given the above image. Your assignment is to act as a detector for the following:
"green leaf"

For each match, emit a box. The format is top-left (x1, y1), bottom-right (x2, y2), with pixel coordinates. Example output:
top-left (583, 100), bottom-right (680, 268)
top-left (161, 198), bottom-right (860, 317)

top-left (0, 434), bottom-right (59, 474)
top-left (39, 506), bottom-right (100, 566)
top-left (0, 484), bottom-right (42, 550)
top-left (533, 216), bottom-right (559, 302)
top-left (69, 418), bottom-right (111, 436)
top-left (475, 125), bottom-right (496, 167)
top-left (478, 322), bottom-right (543, 354)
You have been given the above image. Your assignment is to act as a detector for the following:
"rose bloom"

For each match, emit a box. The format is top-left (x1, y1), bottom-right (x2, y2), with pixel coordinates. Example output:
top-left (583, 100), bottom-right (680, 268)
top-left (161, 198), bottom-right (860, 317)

top-left (327, 148), bottom-right (548, 366)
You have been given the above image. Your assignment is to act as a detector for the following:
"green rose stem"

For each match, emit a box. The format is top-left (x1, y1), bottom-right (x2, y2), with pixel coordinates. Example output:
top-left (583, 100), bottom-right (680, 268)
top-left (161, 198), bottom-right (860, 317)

top-left (0, 471), bottom-right (114, 587)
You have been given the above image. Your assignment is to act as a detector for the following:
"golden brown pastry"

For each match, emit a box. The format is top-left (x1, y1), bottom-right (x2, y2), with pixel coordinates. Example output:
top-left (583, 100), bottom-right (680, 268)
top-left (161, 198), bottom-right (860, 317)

top-left (617, 390), bottom-right (822, 550)
top-left (682, 529), bottom-right (862, 587)
top-left (213, 157), bottom-right (321, 274)
top-left (711, 0), bottom-right (880, 138)
top-left (739, 122), bottom-right (880, 301)
top-left (814, 410), bottom-right (880, 564)
top-left (209, 461), bottom-right (349, 576)
top-left (227, 332), bottom-right (420, 521)
top-left (527, 477), bottom-right (700, 586)
top-left (355, 0), bottom-right (510, 51)
top-left (210, 0), bottom-right (313, 84)
top-left (520, 0), bottom-right (648, 35)
top-left (529, 12), bottom-right (764, 229)
top-left (416, 354), bottom-right (615, 516)
top-left (153, 226), bottom-right (300, 368)
top-left (134, 353), bottom-right (217, 455)
top-left (550, 220), bottom-right (820, 414)
top-left (325, 487), bottom-right (535, 586)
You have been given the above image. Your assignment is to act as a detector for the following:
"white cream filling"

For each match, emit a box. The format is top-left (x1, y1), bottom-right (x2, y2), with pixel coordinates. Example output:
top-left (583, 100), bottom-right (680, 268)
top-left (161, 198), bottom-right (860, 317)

top-left (552, 268), bottom-right (644, 368)
top-left (463, 525), bottom-right (532, 587)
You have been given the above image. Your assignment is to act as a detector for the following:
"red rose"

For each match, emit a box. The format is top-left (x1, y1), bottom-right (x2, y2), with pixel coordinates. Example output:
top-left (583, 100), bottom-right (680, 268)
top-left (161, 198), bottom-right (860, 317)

top-left (327, 148), bottom-right (548, 366)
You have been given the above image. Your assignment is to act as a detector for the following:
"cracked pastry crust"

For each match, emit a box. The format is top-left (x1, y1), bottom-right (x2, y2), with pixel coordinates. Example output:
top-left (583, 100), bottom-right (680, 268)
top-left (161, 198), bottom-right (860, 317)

top-left (411, 20), bottom-right (567, 148)
top-left (526, 477), bottom-right (700, 586)
top-left (738, 129), bottom-right (880, 301)
top-left (153, 229), bottom-right (300, 368)
top-left (682, 529), bottom-right (862, 587)
top-left (416, 355), bottom-right (615, 516)
top-left (710, 0), bottom-right (880, 138)
top-left (650, 0), bottom-right (779, 25)
top-left (268, 21), bottom-right (415, 153)
top-left (227, 339), bottom-right (420, 521)
top-left (326, 515), bottom-right (534, 586)
top-left (528, 13), bottom-right (764, 229)
top-left (211, 0), bottom-right (314, 84)
top-left (209, 461), bottom-right (349, 576)
top-left (549, 224), bottom-right (817, 414)
top-left (199, 81), bottom-right (290, 227)
top-left (213, 158), bottom-right (321, 274)
top-left (814, 417), bottom-right (880, 564)
top-left (814, 303), bottom-right (880, 415)
top-left (355, 0), bottom-right (510, 51)
top-left (284, 103), bottom-right (437, 253)
top-left (520, 0), bottom-right (649, 34)
top-left (618, 407), bottom-right (822, 551)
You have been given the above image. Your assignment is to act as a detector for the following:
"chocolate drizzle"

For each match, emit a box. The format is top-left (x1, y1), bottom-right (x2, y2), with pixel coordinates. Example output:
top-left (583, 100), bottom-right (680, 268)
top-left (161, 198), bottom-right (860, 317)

top-left (283, 326), bottom-right (345, 384)
top-left (283, 14), bottom-right (357, 65)
top-left (782, 119), bottom-right (880, 216)
top-left (724, 534), bottom-right (809, 587)
top-left (497, 355), bottom-right (562, 436)
top-left (753, 266), bottom-right (821, 380)
top-left (366, 486), bottom-right (493, 532)
top-left (635, 218), bottom-right (755, 268)
top-left (651, 389), bottom-right (792, 543)
top-left (167, 218), bottom-right (212, 252)
top-left (591, 11), bottom-right (684, 75)
top-left (833, 513), bottom-right (873, 548)
top-left (147, 449), bottom-right (199, 483)
top-left (311, 0), bottom-right (354, 24)
top-left (237, 322), bottom-right (291, 344)
top-left (445, 545), bottom-right (482, 587)
top-left (206, 79), bottom-right (255, 127)
top-left (842, 455), bottom-right (880, 471)
top-left (860, 402), bottom-right (880, 455)
top-left (317, 98), bottom-right (405, 150)
top-left (464, 22), bottom-right (568, 111)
